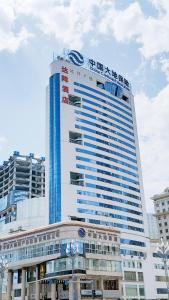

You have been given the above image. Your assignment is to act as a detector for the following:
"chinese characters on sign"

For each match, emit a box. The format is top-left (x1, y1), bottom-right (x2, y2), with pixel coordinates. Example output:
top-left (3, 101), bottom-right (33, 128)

top-left (88, 59), bottom-right (129, 90)
top-left (62, 49), bottom-right (130, 91)
top-left (61, 66), bottom-right (69, 104)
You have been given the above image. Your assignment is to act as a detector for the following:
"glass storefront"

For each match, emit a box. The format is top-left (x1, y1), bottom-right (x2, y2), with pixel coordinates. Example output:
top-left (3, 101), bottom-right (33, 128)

top-left (46, 257), bottom-right (121, 275)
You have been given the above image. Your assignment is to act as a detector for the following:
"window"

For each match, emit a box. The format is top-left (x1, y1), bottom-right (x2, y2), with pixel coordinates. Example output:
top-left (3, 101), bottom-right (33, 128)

top-left (139, 286), bottom-right (145, 296)
top-left (122, 94), bottom-right (129, 102)
top-left (68, 94), bottom-right (81, 107)
top-left (162, 202), bottom-right (165, 206)
top-left (14, 289), bottom-right (21, 297)
top-left (70, 172), bottom-right (84, 186)
top-left (165, 222), bottom-right (168, 226)
top-left (124, 271), bottom-right (136, 281)
top-left (125, 285), bottom-right (138, 297)
top-left (69, 131), bottom-right (82, 145)
top-left (157, 288), bottom-right (168, 294)
top-left (96, 81), bottom-right (104, 89)
top-left (159, 223), bottom-right (162, 227)
top-left (104, 280), bottom-right (118, 290)
top-left (137, 262), bottom-right (142, 269)
top-left (160, 230), bottom-right (163, 234)
top-left (156, 276), bottom-right (166, 282)
top-left (138, 272), bottom-right (144, 281)
top-left (166, 229), bottom-right (168, 233)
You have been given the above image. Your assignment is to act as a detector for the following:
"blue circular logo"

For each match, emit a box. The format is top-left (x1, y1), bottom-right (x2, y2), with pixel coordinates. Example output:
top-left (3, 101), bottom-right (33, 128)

top-left (78, 228), bottom-right (86, 238)
top-left (68, 50), bottom-right (84, 66)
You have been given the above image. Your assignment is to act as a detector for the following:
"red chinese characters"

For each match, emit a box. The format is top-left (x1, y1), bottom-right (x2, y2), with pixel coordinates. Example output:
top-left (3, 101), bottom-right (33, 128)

top-left (61, 66), bottom-right (69, 104)
top-left (62, 96), bottom-right (68, 104)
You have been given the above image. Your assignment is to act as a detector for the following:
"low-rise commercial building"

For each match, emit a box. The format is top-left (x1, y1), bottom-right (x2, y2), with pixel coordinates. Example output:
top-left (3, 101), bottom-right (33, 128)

top-left (1, 221), bottom-right (122, 300)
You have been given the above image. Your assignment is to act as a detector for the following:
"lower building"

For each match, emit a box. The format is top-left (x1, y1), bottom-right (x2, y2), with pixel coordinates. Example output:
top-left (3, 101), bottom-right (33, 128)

top-left (1, 221), bottom-right (122, 300)
top-left (152, 187), bottom-right (169, 241)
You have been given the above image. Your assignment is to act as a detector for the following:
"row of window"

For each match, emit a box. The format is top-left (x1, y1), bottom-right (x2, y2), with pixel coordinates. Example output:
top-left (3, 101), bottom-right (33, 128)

top-left (123, 260), bottom-right (142, 269)
top-left (157, 288), bottom-right (168, 294)
top-left (154, 264), bottom-right (169, 270)
top-left (76, 148), bottom-right (138, 171)
top-left (124, 271), bottom-right (144, 282)
top-left (76, 163), bottom-right (139, 185)
top-left (81, 102), bottom-right (133, 136)
top-left (88, 218), bottom-right (144, 233)
top-left (77, 190), bottom-right (141, 208)
top-left (160, 229), bottom-right (169, 236)
top-left (83, 141), bottom-right (137, 164)
top-left (77, 199), bottom-right (142, 216)
top-left (159, 222), bottom-right (168, 226)
top-left (74, 82), bottom-right (132, 112)
top-left (83, 133), bottom-right (136, 157)
top-left (3, 239), bottom-right (120, 263)
top-left (46, 256), bottom-right (122, 274)
top-left (121, 239), bottom-right (145, 247)
top-left (125, 285), bottom-right (145, 297)
top-left (76, 107), bottom-right (133, 132)
top-left (121, 249), bottom-right (145, 257)
top-left (76, 115), bottom-right (135, 143)
top-left (76, 123), bottom-right (135, 151)
top-left (81, 97), bottom-right (132, 125)
top-left (86, 183), bottom-right (140, 200)
top-left (76, 156), bottom-right (138, 178)
top-left (77, 208), bottom-right (143, 224)
top-left (85, 174), bottom-right (140, 193)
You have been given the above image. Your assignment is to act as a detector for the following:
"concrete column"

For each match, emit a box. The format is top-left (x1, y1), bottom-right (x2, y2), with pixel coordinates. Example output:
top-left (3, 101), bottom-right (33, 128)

top-left (76, 277), bottom-right (81, 300)
top-left (35, 282), bottom-right (40, 300)
top-left (35, 266), bottom-right (40, 300)
top-left (51, 282), bottom-right (56, 300)
top-left (100, 278), bottom-right (104, 300)
top-left (21, 268), bottom-right (26, 300)
top-left (6, 270), bottom-right (12, 300)
top-left (69, 280), bottom-right (73, 300)
top-left (100, 277), bottom-right (104, 290)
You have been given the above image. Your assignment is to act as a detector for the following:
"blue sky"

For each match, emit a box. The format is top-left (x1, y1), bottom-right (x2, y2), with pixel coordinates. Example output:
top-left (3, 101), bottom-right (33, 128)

top-left (0, 0), bottom-right (169, 211)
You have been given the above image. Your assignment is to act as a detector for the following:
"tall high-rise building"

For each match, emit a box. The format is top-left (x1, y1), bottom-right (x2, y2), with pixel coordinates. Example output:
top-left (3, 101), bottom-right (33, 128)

top-left (47, 50), bottom-right (150, 299)
top-left (0, 151), bottom-right (45, 224)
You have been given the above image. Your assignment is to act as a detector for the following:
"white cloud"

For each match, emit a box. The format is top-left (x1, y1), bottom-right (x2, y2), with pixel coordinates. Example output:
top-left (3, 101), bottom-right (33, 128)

top-left (0, 0), bottom-right (32, 52)
top-left (99, 1), bottom-right (169, 59)
top-left (0, 136), bottom-right (7, 151)
top-left (1, 0), bottom-right (169, 58)
top-left (0, 0), bottom-right (114, 52)
top-left (135, 84), bottom-right (169, 211)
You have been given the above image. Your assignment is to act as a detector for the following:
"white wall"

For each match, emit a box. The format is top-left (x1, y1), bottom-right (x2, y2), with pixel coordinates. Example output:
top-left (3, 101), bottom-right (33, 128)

top-left (0, 197), bottom-right (48, 236)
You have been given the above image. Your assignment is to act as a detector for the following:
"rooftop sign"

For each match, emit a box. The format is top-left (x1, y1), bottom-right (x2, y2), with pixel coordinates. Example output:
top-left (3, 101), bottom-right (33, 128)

top-left (58, 49), bottom-right (130, 91)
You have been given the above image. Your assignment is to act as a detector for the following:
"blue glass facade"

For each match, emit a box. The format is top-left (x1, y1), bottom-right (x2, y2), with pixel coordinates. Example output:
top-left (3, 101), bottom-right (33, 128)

top-left (49, 73), bottom-right (61, 224)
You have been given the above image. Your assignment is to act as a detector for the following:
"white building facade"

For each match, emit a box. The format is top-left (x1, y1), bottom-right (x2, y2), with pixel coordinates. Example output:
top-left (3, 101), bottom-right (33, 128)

top-left (152, 187), bottom-right (169, 241)
top-left (47, 50), bottom-right (150, 300)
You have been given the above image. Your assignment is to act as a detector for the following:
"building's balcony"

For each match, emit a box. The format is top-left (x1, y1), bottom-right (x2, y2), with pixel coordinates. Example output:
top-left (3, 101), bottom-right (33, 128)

top-left (81, 289), bottom-right (121, 299)
top-left (103, 289), bottom-right (121, 298)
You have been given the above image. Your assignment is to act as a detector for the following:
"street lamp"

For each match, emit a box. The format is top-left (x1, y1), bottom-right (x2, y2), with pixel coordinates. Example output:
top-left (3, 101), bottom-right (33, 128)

top-left (157, 237), bottom-right (169, 300)
top-left (0, 256), bottom-right (8, 300)
top-left (66, 240), bottom-right (79, 300)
